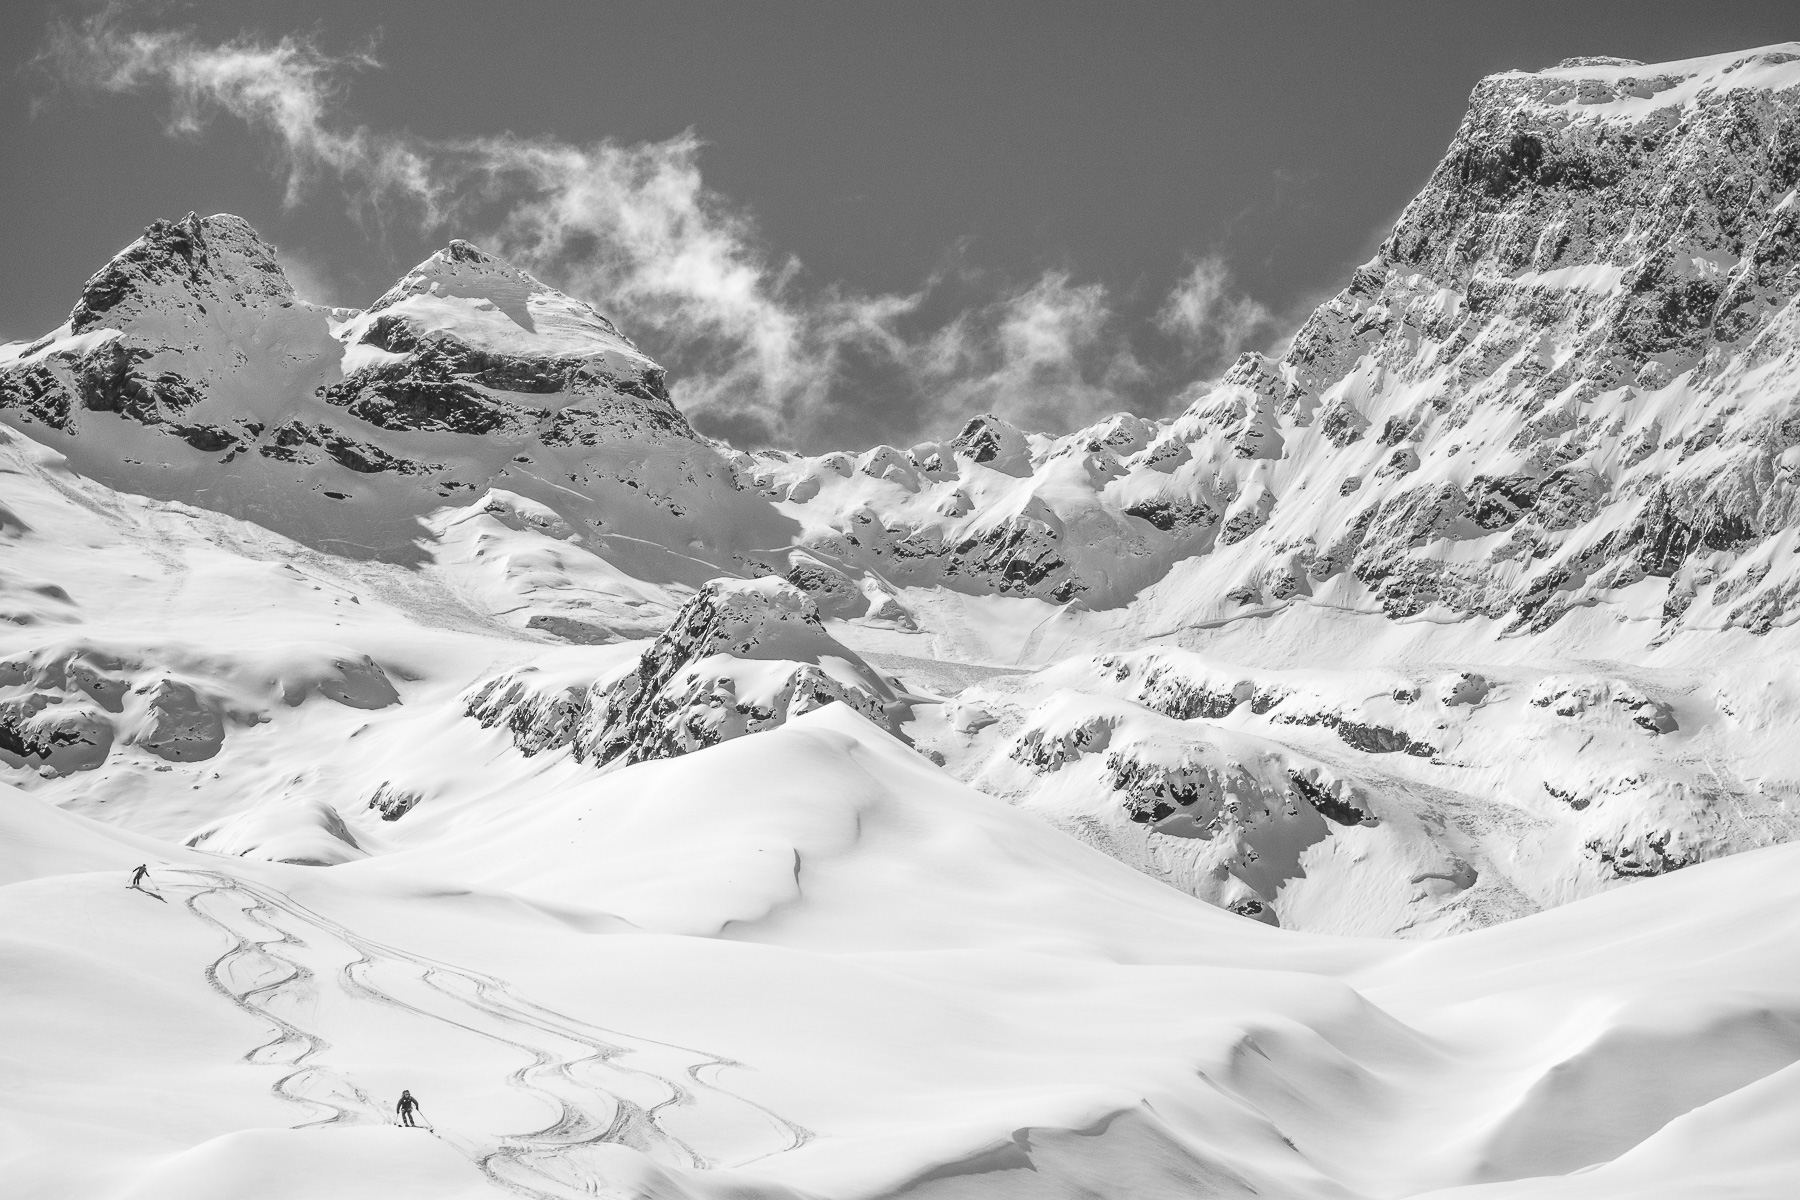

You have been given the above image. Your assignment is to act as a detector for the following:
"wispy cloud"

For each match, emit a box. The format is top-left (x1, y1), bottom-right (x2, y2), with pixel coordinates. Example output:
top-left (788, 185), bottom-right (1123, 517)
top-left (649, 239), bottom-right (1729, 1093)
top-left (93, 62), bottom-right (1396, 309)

top-left (916, 273), bottom-right (1149, 438)
top-left (1156, 256), bottom-right (1276, 366)
top-left (38, 8), bottom-right (1283, 450)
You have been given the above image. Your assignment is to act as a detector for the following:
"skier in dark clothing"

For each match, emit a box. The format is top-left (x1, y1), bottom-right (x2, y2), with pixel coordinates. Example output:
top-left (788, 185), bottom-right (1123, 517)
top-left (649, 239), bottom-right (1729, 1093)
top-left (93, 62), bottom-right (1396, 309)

top-left (396, 1090), bottom-right (423, 1128)
top-left (127, 865), bottom-right (164, 900)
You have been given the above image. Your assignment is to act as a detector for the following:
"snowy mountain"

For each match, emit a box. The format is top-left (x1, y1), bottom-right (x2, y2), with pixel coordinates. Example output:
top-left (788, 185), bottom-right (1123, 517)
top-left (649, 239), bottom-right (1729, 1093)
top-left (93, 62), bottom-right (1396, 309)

top-left (0, 215), bottom-right (785, 596)
top-left (467, 575), bottom-right (911, 767)
top-left (4, 43), bottom-right (1800, 1200)
top-left (741, 46), bottom-right (1800, 637)
top-left (2, 48), bottom-right (1797, 933)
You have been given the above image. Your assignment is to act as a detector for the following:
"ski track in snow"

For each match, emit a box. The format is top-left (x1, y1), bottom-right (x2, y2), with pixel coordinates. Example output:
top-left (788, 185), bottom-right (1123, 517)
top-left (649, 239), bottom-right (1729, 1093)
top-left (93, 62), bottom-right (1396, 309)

top-left (170, 866), bottom-right (812, 1198)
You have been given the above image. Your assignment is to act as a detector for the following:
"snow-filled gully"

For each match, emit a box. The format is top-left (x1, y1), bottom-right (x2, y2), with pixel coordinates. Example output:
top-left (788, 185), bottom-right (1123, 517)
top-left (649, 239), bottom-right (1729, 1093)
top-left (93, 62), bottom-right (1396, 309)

top-left (169, 868), bottom-right (811, 1198)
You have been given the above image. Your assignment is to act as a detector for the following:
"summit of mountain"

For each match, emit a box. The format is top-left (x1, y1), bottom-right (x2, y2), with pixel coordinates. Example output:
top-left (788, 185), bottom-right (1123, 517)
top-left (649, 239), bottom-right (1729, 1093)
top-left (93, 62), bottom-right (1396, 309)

top-left (0, 218), bottom-right (786, 581)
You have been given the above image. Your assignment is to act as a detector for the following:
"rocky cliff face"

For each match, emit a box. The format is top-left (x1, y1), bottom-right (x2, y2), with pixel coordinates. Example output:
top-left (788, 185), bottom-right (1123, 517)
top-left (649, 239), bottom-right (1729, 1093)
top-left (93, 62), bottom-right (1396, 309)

top-left (0, 639), bottom-right (398, 778)
top-left (466, 577), bottom-right (906, 768)
top-left (731, 47), bottom-right (1800, 638)
top-left (1212, 46), bottom-right (1800, 635)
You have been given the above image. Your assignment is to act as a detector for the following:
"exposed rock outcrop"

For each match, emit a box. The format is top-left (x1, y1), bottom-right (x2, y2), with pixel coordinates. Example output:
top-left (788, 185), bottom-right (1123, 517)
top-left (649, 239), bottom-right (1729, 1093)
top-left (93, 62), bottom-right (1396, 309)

top-left (976, 691), bottom-right (1387, 927)
top-left (0, 643), bottom-right (397, 777)
top-left (466, 577), bottom-right (908, 768)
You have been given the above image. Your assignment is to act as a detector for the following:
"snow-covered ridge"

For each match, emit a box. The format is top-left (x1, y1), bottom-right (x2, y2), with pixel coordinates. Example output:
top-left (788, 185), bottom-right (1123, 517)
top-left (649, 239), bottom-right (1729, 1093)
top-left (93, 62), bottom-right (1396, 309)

top-left (363, 238), bottom-right (652, 366)
top-left (467, 576), bottom-right (907, 768)
top-left (332, 237), bottom-right (673, 436)
top-left (1503, 42), bottom-right (1800, 118)
top-left (0, 214), bottom-right (784, 591)
top-left (931, 645), bottom-right (1793, 937)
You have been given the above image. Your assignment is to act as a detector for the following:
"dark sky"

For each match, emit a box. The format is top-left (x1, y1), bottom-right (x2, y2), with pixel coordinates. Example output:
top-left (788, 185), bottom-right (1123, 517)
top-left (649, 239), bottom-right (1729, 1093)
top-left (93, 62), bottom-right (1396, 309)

top-left (2, 1), bottom-right (1796, 447)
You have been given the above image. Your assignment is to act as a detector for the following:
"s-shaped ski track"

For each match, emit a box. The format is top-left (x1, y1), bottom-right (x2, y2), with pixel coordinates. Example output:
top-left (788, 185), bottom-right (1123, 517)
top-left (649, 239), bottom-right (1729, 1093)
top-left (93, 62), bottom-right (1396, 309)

top-left (167, 867), bottom-right (811, 1199)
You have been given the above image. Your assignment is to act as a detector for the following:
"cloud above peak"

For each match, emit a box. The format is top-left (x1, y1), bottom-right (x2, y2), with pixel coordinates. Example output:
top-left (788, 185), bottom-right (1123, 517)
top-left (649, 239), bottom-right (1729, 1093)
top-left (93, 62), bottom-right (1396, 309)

top-left (38, 9), bottom-right (1285, 451)
top-left (1157, 257), bottom-right (1278, 368)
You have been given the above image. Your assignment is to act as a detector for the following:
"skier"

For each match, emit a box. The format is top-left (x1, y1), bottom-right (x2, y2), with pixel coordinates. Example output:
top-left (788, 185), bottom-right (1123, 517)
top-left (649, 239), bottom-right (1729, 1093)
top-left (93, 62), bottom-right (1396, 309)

top-left (396, 1089), bottom-right (423, 1128)
top-left (126, 867), bottom-right (167, 906)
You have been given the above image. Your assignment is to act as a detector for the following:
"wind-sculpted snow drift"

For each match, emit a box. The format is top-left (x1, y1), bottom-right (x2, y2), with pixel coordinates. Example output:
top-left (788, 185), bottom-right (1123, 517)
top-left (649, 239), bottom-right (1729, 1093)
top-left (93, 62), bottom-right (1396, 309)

top-left (4, 43), bottom-right (1800, 1200)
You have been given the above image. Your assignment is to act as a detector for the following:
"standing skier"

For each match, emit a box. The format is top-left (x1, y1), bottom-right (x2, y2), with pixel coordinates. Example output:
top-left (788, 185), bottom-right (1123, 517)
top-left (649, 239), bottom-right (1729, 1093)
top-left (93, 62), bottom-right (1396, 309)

top-left (396, 1089), bottom-right (423, 1128)
top-left (127, 865), bottom-right (166, 902)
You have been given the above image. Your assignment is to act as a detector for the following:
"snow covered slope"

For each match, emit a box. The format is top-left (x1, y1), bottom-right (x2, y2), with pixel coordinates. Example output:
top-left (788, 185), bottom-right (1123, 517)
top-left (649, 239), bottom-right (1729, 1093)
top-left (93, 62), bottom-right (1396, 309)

top-left (4, 712), bottom-right (1800, 1200)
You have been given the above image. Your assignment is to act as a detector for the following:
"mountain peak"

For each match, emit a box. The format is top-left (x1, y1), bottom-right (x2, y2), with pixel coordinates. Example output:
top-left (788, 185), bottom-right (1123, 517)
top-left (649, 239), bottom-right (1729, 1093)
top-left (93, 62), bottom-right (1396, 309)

top-left (445, 237), bottom-right (495, 262)
top-left (370, 237), bottom-right (547, 315)
top-left (467, 576), bottom-right (905, 768)
top-left (1553, 56), bottom-right (1644, 69)
top-left (360, 238), bottom-right (646, 366)
top-left (68, 212), bottom-right (293, 334)
top-left (1489, 42), bottom-right (1800, 121)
